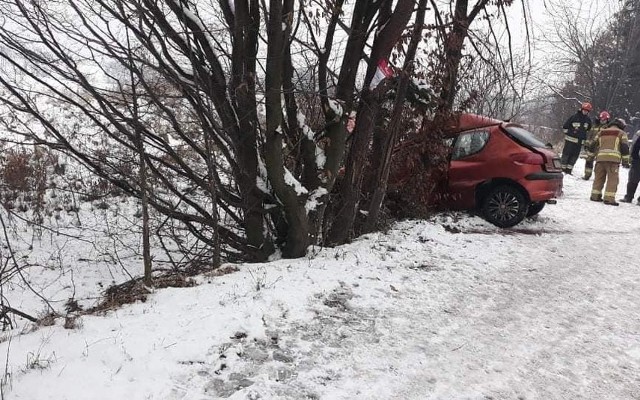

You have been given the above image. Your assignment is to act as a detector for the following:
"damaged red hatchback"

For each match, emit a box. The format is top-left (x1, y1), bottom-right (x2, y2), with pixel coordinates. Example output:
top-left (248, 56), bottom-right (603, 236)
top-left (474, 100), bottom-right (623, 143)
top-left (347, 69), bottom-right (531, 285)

top-left (442, 113), bottom-right (563, 227)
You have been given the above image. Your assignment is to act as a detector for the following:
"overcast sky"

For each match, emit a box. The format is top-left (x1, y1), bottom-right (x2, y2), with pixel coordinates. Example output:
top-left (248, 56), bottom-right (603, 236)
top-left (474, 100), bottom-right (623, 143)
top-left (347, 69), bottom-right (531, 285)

top-left (509, 0), bottom-right (622, 51)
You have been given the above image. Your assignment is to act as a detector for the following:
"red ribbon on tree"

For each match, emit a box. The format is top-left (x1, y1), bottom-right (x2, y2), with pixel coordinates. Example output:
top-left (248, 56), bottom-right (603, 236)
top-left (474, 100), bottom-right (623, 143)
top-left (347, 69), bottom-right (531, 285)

top-left (369, 58), bottom-right (394, 89)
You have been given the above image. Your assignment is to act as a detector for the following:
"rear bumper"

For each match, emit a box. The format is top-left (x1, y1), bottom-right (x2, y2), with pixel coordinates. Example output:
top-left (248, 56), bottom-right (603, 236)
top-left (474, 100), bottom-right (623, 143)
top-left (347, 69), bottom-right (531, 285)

top-left (521, 173), bottom-right (563, 201)
top-left (525, 172), bottom-right (564, 181)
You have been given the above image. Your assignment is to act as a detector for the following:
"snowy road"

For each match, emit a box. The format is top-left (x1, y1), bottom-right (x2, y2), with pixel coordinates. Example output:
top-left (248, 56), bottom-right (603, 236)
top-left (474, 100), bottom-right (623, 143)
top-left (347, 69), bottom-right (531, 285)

top-left (288, 165), bottom-right (640, 400)
top-left (3, 158), bottom-right (640, 400)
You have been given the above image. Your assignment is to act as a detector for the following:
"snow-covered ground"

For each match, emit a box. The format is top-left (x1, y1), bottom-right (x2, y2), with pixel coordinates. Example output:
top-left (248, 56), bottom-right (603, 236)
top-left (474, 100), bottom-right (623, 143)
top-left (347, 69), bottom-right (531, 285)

top-left (2, 158), bottom-right (640, 400)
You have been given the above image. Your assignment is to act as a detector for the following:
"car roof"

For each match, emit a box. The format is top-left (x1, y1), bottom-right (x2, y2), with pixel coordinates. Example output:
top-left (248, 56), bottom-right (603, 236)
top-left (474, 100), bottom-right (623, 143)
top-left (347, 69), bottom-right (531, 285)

top-left (444, 113), bottom-right (503, 137)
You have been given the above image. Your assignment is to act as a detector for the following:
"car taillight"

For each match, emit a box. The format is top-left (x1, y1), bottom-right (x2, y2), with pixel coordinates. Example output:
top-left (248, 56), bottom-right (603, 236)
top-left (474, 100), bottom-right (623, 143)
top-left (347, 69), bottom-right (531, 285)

top-left (510, 152), bottom-right (544, 165)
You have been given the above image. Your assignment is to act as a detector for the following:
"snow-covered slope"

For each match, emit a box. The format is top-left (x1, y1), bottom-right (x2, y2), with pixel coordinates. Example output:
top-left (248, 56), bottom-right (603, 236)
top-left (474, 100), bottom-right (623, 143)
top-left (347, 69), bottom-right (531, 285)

top-left (2, 158), bottom-right (640, 400)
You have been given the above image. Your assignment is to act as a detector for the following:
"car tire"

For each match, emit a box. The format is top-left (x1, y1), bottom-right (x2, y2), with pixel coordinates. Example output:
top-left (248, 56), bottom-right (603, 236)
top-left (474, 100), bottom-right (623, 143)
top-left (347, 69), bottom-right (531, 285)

top-left (481, 185), bottom-right (528, 228)
top-left (526, 202), bottom-right (546, 217)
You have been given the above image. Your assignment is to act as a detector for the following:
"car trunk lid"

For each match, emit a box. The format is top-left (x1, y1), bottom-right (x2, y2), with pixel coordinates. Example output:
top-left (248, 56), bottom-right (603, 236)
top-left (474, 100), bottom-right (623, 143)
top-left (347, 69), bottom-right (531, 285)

top-left (534, 147), bottom-right (562, 172)
top-left (502, 124), bottom-right (562, 172)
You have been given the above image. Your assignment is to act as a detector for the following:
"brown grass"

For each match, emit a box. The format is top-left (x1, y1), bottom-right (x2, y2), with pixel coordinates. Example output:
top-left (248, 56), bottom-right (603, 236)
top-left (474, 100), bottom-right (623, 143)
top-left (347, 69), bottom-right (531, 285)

top-left (87, 274), bottom-right (196, 314)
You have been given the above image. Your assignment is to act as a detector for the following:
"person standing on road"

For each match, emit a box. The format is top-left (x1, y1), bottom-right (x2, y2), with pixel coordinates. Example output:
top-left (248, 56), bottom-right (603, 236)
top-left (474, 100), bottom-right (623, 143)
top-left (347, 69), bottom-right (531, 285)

top-left (628, 112), bottom-right (640, 142)
top-left (589, 118), bottom-right (630, 206)
top-left (620, 130), bottom-right (640, 204)
top-left (561, 102), bottom-right (593, 175)
top-left (583, 110), bottom-right (610, 180)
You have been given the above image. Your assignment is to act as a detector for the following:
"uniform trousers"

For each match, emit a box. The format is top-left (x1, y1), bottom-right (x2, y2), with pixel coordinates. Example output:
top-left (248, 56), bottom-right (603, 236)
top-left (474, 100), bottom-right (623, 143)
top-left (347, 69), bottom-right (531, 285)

top-left (561, 140), bottom-right (582, 174)
top-left (591, 161), bottom-right (620, 202)
top-left (624, 160), bottom-right (640, 201)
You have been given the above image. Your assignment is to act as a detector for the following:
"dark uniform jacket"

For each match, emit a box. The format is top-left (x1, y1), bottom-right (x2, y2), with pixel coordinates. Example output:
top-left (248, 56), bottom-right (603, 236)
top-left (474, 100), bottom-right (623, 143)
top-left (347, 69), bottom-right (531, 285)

top-left (584, 123), bottom-right (606, 161)
top-left (631, 135), bottom-right (640, 163)
top-left (585, 123), bottom-right (605, 146)
top-left (562, 111), bottom-right (592, 142)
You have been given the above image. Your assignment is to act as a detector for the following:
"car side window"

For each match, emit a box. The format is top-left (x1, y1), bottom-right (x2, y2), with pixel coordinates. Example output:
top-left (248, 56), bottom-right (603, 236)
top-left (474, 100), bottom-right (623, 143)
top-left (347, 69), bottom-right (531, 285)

top-left (451, 130), bottom-right (490, 160)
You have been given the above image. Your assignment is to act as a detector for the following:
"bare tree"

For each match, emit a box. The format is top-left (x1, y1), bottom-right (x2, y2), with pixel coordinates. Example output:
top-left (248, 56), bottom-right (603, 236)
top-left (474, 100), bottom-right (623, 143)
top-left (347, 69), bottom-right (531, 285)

top-left (541, 1), bottom-right (627, 106)
top-left (0, 0), bottom-right (526, 263)
top-left (122, 19), bottom-right (154, 285)
top-left (327, 0), bottom-right (524, 243)
top-left (536, 0), bottom-right (640, 132)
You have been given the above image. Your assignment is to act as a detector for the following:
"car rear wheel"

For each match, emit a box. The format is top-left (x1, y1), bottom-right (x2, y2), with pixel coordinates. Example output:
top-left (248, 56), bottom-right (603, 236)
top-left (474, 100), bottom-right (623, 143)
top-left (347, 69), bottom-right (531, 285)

top-left (481, 185), bottom-right (528, 228)
top-left (526, 202), bottom-right (546, 217)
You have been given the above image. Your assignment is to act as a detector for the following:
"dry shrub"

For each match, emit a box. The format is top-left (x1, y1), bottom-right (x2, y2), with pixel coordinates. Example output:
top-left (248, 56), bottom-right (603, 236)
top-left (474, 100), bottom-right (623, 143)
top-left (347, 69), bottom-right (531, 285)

top-left (81, 178), bottom-right (112, 202)
top-left (205, 265), bottom-right (239, 277)
top-left (36, 313), bottom-right (58, 327)
top-left (2, 150), bottom-right (33, 191)
top-left (63, 316), bottom-right (81, 330)
top-left (64, 298), bottom-right (83, 313)
top-left (86, 262), bottom-right (237, 314)
top-left (0, 147), bottom-right (59, 211)
top-left (386, 133), bottom-right (451, 218)
top-left (87, 274), bottom-right (197, 314)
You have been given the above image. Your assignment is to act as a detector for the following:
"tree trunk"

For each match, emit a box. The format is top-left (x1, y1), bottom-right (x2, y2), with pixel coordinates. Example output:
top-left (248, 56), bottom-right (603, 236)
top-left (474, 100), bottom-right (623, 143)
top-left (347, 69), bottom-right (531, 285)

top-left (363, 0), bottom-right (428, 232)
top-left (327, 90), bottom-right (381, 244)
top-left (327, 0), bottom-right (415, 245)
top-left (438, 0), bottom-right (470, 112)
top-left (204, 134), bottom-right (221, 268)
top-left (126, 25), bottom-right (153, 286)
top-left (139, 139), bottom-right (152, 286)
top-left (263, 0), bottom-right (310, 258)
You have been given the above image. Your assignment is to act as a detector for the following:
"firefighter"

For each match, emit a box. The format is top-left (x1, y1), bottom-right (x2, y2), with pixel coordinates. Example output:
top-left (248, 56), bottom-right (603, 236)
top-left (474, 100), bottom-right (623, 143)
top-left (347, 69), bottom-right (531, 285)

top-left (589, 118), bottom-right (630, 205)
top-left (620, 130), bottom-right (640, 204)
top-left (583, 110), bottom-right (610, 180)
top-left (561, 102), bottom-right (593, 174)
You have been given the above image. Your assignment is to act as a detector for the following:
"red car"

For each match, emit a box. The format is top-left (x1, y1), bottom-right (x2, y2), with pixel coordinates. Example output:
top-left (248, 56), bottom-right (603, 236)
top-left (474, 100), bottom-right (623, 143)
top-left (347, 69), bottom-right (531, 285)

top-left (443, 113), bottom-right (563, 227)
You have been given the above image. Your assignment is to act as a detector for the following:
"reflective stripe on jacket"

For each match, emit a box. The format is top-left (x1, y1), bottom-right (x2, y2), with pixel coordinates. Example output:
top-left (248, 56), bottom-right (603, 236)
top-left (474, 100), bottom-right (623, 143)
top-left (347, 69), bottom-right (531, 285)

top-left (590, 127), bottom-right (630, 163)
top-left (565, 135), bottom-right (580, 143)
top-left (562, 111), bottom-right (592, 140)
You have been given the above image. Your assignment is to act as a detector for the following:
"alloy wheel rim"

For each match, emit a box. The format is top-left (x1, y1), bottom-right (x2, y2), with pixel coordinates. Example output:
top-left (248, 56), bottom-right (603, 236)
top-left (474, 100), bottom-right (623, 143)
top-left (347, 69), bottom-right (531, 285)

top-left (487, 192), bottom-right (520, 222)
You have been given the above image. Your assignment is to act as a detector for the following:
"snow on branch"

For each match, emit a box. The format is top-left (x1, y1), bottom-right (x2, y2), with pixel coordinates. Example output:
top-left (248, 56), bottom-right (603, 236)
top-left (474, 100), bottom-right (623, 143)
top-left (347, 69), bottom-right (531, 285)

top-left (305, 187), bottom-right (328, 214)
top-left (256, 156), bottom-right (272, 195)
top-left (284, 168), bottom-right (308, 196)
top-left (327, 98), bottom-right (343, 118)
top-left (297, 111), bottom-right (326, 169)
top-left (169, 0), bottom-right (219, 67)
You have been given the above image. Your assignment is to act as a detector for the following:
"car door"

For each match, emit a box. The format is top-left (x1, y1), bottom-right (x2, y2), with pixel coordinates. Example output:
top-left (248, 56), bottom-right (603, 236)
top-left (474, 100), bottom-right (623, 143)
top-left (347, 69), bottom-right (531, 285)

top-left (447, 129), bottom-right (491, 209)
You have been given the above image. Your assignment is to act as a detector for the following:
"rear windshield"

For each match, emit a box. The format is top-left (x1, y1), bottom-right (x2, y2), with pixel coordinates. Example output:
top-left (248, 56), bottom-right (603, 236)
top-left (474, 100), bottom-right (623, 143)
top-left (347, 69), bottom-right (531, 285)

top-left (503, 125), bottom-right (548, 148)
